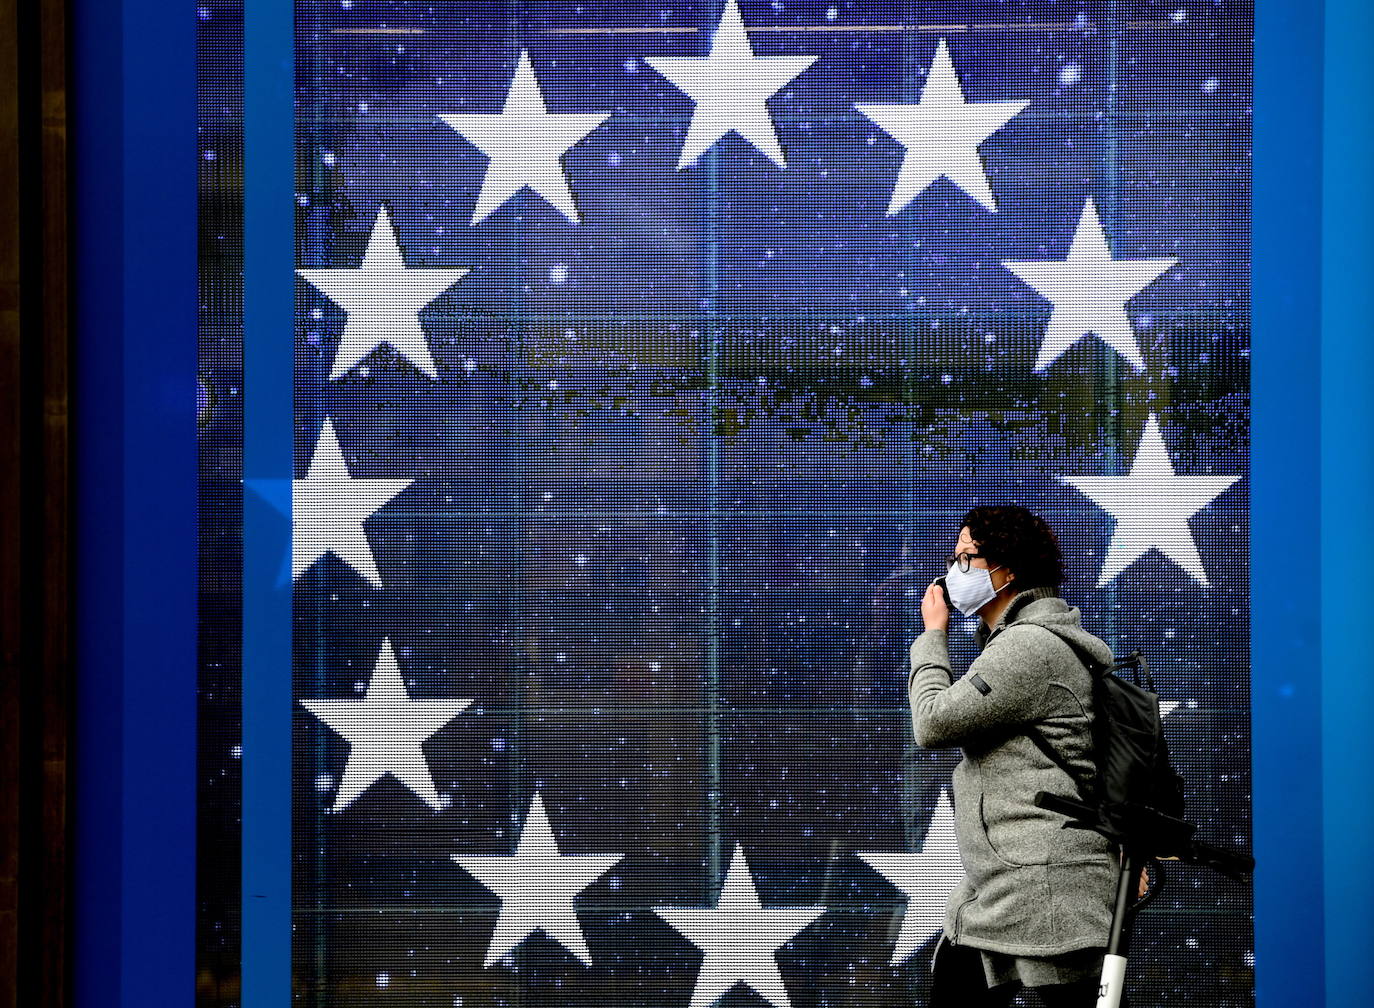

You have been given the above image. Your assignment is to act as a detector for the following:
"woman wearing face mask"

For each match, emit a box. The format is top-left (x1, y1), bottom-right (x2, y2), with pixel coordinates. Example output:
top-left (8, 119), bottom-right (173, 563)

top-left (909, 505), bottom-right (1120, 1008)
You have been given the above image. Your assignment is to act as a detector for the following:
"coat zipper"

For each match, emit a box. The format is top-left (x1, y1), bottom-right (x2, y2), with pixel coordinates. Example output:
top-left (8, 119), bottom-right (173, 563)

top-left (951, 891), bottom-right (974, 944)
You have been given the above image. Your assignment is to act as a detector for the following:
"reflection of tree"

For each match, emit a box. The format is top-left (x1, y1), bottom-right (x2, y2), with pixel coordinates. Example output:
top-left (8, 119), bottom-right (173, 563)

top-left (515, 398), bottom-right (714, 863)
top-left (829, 538), bottom-right (958, 1005)
top-left (852, 539), bottom-right (958, 855)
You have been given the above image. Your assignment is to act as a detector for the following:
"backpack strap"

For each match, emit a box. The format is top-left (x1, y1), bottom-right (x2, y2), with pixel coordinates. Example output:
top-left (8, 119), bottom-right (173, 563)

top-left (1021, 625), bottom-right (1108, 804)
top-left (1025, 727), bottom-right (1090, 797)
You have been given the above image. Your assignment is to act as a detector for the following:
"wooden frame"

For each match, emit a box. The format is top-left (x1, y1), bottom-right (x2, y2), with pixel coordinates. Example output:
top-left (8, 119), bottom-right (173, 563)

top-left (1, 0), bottom-right (71, 1005)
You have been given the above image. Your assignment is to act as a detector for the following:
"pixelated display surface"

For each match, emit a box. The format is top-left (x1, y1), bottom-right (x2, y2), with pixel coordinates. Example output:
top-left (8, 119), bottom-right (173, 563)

top-left (198, 2), bottom-right (1252, 1004)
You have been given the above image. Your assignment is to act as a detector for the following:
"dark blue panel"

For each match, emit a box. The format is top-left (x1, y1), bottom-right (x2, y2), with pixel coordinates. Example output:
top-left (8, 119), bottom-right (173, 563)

top-left (72, 0), bottom-right (126, 999)
top-left (73, 0), bottom-right (199, 1005)
top-left (119, 0), bottom-right (199, 999)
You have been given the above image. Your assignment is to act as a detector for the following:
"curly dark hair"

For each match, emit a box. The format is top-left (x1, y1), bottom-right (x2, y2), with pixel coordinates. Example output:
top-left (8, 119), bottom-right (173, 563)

top-left (960, 505), bottom-right (1065, 590)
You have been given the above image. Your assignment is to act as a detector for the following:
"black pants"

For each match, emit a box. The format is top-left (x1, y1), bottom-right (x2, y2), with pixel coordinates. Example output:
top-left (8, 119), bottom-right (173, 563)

top-left (929, 937), bottom-right (1122, 1008)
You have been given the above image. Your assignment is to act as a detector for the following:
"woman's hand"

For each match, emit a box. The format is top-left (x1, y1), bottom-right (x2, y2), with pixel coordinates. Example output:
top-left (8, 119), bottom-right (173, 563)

top-left (921, 582), bottom-right (950, 632)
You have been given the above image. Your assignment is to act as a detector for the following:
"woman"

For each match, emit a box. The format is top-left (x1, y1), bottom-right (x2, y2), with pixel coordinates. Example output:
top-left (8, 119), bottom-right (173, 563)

top-left (909, 505), bottom-right (1119, 1007)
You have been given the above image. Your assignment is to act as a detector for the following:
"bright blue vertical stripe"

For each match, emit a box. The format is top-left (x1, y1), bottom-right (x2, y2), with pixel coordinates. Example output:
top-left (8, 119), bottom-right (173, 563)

top-left (242, 0), bottom-right (295, 1004)
top-left (1321, 0), bottom-right (1374, 1001)
top-left (73, 0), bottom-right (198, 1005)
top-left (1253, 0), bottom-right (1324, 1005)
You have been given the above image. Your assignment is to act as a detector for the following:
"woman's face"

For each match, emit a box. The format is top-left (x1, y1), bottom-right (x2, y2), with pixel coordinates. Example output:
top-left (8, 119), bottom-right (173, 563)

top-left (951, 526), bottom-right (1016, 608)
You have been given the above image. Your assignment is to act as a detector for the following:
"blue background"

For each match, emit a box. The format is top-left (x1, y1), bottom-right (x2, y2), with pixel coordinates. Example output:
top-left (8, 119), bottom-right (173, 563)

top-left (69, 0), bottom-right (1362, 1005)
top-left (276, 3), bottom-right (1250, 1005)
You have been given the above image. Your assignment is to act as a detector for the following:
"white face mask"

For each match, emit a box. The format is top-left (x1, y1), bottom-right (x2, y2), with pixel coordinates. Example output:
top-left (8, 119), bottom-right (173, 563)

top-left (945, 562), bottom-right (1005, 616)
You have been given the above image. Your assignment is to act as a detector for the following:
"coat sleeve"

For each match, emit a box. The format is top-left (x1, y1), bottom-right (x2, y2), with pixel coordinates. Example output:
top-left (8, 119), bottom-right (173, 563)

top-left (908, 625), bottom-right (1053, 749)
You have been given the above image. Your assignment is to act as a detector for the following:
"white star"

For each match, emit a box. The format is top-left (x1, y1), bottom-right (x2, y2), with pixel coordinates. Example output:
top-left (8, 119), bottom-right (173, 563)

top-left (299, 638), bottom-right (472, 812)
top-left (647, 0), bottom-right (816, 168)
top-left (654, 843), bottom-right (824, 1008)
top-left (855, 38), bottom-right (1029, 213)
top-left (1058, 414), bottom-right (1240, 587)
top-left (296, 206), bottom-right (470, 379)
top-left (293, 419), bottom-right (412, 587)
top-left (438, 50), bottom-right (609, 223)
top-left (1002, 198), bottom-right (1178, 372)
top-left (451, 794), bottom-right (622, 966)
top-left (857, 789), bottom-right (962, 964)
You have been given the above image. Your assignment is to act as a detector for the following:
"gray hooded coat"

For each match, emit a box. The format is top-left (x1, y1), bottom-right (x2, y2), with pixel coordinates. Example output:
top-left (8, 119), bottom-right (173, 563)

top-left (908, 586), bottom-right (1117, 958)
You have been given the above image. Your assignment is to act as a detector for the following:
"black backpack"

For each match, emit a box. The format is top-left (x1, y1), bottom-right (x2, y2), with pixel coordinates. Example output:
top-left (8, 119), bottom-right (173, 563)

top-left (1026, 627), bottom-right (1191, 859)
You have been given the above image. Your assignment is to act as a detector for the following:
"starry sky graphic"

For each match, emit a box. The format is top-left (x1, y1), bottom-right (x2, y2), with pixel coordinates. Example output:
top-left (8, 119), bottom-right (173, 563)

top-left (196, 1), bottom-right (1252, 1005)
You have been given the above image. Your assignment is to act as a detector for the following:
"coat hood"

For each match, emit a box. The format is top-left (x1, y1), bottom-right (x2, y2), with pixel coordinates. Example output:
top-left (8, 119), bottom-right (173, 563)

top-left (975, 586), bottom-right (1116, 670)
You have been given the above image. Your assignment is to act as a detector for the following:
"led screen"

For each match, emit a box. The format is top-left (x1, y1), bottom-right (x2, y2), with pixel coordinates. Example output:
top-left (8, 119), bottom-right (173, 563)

top-left (198, 2), bottom-right (1252, 1004)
